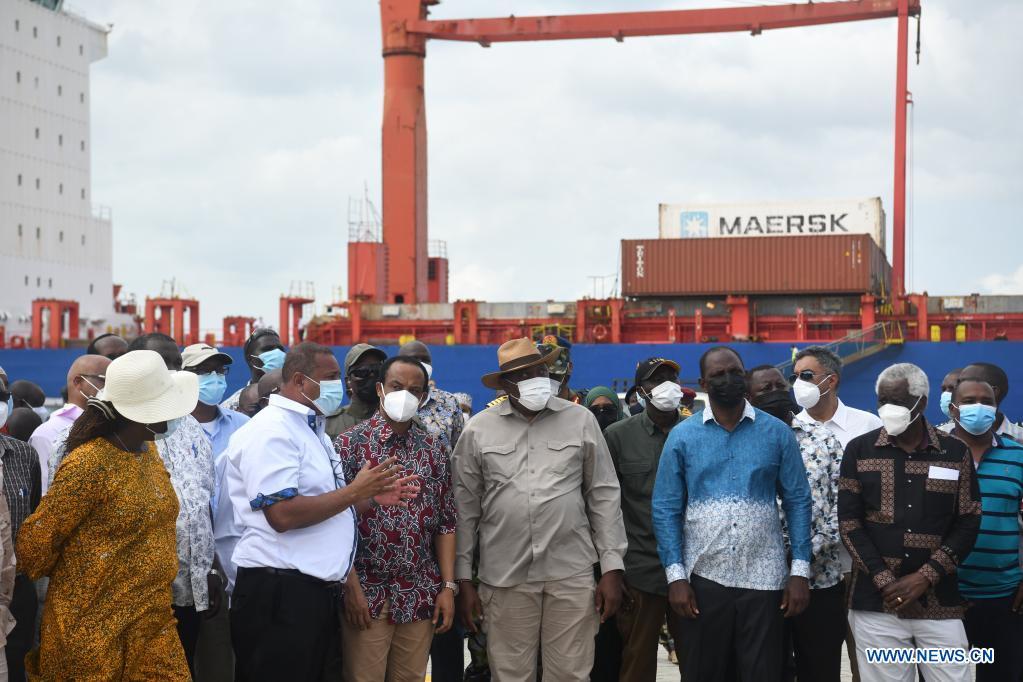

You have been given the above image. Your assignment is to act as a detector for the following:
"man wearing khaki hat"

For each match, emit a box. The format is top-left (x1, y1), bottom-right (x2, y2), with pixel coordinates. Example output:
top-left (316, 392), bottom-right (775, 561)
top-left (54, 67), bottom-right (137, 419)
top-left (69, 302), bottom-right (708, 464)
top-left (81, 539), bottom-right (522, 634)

top-left (452, 338), bottom-right (628, 682)
top-left (326, 344), bottom-right (387, 440)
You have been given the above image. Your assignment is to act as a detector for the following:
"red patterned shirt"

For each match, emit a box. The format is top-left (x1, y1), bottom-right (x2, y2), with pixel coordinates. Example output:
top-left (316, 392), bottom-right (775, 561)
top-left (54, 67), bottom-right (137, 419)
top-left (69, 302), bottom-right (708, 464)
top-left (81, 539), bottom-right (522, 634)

top-left (336, 413), bottom-right (456, 624)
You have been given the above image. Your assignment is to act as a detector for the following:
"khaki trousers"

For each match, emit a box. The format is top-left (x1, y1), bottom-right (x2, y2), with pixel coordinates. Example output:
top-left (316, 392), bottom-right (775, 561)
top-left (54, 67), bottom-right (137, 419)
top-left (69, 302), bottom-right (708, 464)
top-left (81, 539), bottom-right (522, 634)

top-left (480, 572), bottom-right (598, 682)
top-left (340, 602), bottom-right (435, 682)
top-left (615, 585), bottom-right (680, 682)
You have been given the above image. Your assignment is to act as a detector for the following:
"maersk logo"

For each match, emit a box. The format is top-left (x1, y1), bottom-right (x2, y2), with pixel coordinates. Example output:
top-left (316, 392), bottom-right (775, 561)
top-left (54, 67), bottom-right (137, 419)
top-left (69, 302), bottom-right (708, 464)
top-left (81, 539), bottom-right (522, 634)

top-left (680, 211), bottom-right (709, 238)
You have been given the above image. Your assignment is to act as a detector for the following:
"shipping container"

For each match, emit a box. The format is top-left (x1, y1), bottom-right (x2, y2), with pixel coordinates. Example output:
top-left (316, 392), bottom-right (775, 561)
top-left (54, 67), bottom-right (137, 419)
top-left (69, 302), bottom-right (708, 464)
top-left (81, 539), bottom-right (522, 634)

top-left (658, 197), bottom-right (885, 252)
top-left (622, 234), bottom-right (890, 297)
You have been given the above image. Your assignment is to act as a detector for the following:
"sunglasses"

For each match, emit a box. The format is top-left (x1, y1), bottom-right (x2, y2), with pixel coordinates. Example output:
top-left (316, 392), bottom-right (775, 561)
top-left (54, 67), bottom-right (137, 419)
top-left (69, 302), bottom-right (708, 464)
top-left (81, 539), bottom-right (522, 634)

top-left (349, 364), bottom-right (382, 381)
top-left (788, 370), bottom-right (830, 385)
top-left (590, 405), bottom-right (618, 416)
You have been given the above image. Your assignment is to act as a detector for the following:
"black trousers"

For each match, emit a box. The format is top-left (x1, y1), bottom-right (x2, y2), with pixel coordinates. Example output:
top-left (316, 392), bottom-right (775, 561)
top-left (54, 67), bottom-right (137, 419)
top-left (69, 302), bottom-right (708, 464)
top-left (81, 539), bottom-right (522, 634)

top-left (590, 615), bottom-right (622, 682)
top-left (429, 623), bottom-right (466, 682)
top-left (964, 595), bottom-right (1023, 682)
top-left (782, 580), bottom-right (846, 682)
top-left (173, 604), bottom-right (202, 676)
top-left (230, 567), bottom-right (340, 682)
top-left (675, 574), bottom-right (784, 682)
top-left (7, 573), bottom-right (37, 682)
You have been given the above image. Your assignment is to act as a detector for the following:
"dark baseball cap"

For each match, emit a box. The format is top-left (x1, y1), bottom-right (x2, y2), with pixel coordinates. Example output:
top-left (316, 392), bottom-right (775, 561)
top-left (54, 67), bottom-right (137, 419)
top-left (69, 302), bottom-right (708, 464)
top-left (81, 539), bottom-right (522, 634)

top-left (344, 344), bottom-right (386, 375)
top-left (634, 357), bottom-right (681, 385)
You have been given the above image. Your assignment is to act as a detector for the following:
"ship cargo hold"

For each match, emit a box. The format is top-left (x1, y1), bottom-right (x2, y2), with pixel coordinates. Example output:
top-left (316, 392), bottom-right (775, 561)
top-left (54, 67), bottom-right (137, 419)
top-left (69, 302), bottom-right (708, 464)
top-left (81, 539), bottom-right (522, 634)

top-left (622, 234), bottom-right (890, 297)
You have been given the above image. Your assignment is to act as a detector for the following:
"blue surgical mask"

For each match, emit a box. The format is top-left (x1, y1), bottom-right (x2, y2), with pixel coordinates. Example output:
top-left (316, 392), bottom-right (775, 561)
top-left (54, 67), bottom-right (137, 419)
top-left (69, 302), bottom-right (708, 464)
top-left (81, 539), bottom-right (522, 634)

top-left (954, 403), bottom-right (997, 436)
top-left (198, 373), bottom-right (228, 406)
top-left (939, 391), bottom-right (953, 419)
top-left (147, 416), bottom-right (184, 441)
top-left (253, 348), bottom-right (286, 373)
top-left (302, 377), bottom-right (345, 416)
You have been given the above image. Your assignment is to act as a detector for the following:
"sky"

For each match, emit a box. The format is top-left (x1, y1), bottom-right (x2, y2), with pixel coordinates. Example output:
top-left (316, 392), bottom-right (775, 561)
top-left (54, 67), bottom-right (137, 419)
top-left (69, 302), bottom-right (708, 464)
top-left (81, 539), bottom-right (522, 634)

top-left (76, 0), bottom-right (1023, 334)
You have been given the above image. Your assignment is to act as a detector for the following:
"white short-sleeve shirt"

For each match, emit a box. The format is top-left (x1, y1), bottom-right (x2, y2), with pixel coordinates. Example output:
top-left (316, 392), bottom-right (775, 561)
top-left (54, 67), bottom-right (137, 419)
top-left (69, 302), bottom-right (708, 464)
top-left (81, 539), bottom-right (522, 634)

top-left (796, 398), bottom-right (883, 449)
top-left (227, 394), bottom-right (356, 582)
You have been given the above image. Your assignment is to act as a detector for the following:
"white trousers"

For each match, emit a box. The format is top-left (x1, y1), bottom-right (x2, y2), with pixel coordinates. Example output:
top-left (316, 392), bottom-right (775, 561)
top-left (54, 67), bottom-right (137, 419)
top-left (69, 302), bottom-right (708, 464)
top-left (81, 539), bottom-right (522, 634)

top-left (848, 610), bottom-right (970, 682)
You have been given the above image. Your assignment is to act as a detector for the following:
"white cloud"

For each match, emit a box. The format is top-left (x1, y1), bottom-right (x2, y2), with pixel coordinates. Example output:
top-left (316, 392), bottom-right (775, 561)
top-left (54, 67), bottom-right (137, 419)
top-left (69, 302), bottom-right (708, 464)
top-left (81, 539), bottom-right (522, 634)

top-left (981, 265), bottom-right (1023, 295)
top-left (70, 0), bottom-right (1023, 334)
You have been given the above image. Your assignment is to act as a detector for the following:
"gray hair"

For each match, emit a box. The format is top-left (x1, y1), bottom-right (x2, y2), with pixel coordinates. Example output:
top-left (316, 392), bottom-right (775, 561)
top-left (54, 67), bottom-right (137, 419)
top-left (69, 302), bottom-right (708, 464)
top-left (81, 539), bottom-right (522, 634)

top-left (875, 363), bottom-right (930, 398)
top-left (794, 346), bottom-right (842, 378)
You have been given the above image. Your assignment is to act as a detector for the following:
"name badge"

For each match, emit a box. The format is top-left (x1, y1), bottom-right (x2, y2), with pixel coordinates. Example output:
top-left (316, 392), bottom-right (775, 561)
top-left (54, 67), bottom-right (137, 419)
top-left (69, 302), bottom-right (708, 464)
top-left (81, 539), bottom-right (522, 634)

top-left (928, 466), bottom-right (959, 481)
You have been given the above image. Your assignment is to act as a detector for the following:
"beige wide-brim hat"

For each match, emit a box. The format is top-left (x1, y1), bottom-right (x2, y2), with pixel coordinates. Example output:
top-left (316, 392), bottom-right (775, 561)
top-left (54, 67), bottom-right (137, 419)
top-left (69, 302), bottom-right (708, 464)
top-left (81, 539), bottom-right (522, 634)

top-left (481, 337), bottom-right (561, 390)
top-left (97, 350), bottom-right (199, 424)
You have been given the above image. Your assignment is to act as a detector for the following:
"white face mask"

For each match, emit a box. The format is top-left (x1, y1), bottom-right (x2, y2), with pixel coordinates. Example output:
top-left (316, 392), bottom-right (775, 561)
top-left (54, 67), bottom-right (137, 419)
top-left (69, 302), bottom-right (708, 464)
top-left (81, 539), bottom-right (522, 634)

top-left (515, 376), bottom-right (552, 412)
top-left (646, 381), bottom-right (683, 412)
top-left (549, 377), bottom-right (562, 398)
top-left (0, 400), bottom-right (9, 430)
top-left (421, 363), bottom-right (433, 380)
top-left (793, 376), bottom-right (831, 409)
top-left (878, 396), bottom-right (922, 436)
top-left (382, 389), bottom-right (421, 423)
top-left (32, 406), bottom-right (49, 421)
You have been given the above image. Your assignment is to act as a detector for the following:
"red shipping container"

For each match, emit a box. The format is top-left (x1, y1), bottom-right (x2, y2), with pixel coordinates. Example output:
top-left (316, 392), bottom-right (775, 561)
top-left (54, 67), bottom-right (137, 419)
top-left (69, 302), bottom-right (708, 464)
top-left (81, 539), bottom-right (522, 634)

top-left (622, 234), bottom-right (890, 297)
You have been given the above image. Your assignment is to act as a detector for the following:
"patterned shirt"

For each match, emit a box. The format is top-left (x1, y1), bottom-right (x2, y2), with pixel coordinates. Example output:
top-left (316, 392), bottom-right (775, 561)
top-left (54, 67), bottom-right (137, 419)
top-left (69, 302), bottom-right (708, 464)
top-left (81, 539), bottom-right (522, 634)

top-left (336, 414), bottom-right (456, 624)
top-left (783, 419), bottom-right (844, 590)
top-left (0, 434), bottom-right (41, 541)
top-left (418, 388), bottom-right (464, 455)
top-left (652, 401), bottom-right (812, 591)
top-left (49, 418), bottom-right (216, 610)
top-left (838, 421), bottom-right (981, 619)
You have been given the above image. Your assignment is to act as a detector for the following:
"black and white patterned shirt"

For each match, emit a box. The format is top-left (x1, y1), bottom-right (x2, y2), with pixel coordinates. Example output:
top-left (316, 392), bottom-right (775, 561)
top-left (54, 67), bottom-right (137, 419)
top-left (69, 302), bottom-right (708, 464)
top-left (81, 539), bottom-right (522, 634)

top-left (0, 434), bottom-right (42, 540)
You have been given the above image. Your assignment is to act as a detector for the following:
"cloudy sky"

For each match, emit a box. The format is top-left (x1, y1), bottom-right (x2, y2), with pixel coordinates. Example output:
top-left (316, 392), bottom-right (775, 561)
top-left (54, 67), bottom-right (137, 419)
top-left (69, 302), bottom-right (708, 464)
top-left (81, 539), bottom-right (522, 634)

top-left (77, 0), bottom-right (1022, 333)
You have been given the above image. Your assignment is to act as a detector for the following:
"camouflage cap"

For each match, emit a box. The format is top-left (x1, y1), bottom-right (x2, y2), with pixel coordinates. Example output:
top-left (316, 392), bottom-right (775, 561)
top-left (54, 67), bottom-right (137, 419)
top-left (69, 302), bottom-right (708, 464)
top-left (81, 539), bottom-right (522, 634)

top-left (536, 335), bottom-right (572, 377)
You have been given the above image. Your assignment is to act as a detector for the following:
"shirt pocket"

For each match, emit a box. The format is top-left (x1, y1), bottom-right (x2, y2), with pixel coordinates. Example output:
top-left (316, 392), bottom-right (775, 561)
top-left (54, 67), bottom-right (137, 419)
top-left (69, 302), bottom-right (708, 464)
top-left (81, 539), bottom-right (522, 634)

top-left (548, 440), bottom-right (582, 475)
top-left (618, 459), bottom-right (653, 495)
top-left (481, 443), bottom-right (519, 484)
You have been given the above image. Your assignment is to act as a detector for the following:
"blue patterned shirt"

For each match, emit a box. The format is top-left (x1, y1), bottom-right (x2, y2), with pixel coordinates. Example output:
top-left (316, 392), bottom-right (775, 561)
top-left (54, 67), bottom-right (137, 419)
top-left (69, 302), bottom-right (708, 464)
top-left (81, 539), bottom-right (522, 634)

top-left (652, 401), bottom-right (812, 590)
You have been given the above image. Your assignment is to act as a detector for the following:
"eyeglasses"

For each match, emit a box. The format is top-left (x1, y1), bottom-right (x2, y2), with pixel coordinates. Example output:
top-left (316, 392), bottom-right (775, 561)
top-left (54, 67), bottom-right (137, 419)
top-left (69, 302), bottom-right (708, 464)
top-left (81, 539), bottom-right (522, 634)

top-left (185, 366), bottom-right (230, 376)
top-left (788, 370), bottom-right (831, 385)
top-left (349, 364), bottom-right (382, 381)
top-left (590, 406), bottom-right (618, 417)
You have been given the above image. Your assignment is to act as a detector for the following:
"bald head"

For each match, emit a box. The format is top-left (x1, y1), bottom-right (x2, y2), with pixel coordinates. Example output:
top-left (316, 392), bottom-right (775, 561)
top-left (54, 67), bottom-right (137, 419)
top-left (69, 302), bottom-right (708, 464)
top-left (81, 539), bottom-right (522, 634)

top-left (257, 369), bottom-right (284, 400)
top-left (399, 341), bottom-right (431, 365)
top-left (67, 355), bottom-right (111, 408)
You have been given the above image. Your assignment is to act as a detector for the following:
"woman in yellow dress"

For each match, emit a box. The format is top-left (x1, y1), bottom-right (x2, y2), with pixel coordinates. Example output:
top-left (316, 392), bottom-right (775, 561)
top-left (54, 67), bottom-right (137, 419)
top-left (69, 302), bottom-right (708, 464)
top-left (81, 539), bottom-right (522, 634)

top-left (16, 349), bottom-right (198, 681)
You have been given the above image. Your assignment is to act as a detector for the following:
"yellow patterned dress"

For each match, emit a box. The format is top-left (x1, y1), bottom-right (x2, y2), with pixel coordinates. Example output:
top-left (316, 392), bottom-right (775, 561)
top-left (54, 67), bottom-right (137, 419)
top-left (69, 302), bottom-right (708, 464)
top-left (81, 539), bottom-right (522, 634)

top-left (16, 437), bottom-right (189, 681)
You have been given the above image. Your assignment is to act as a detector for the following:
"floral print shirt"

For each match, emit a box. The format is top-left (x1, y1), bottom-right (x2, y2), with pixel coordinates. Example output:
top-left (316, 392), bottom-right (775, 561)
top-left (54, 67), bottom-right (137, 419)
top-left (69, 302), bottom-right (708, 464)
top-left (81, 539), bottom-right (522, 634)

top-left (336, 414), bottom-right (456, 624)
top-left (781, 418), bottom-right (844, 590)
top-left (417, 388), bottom-right (464, 455)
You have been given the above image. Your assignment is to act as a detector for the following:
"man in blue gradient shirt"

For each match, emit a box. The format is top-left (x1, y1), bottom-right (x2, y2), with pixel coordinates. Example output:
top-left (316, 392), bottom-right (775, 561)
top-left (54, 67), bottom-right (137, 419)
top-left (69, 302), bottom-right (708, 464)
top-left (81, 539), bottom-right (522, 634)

top-left (652, 346), bottom-right (812, 682)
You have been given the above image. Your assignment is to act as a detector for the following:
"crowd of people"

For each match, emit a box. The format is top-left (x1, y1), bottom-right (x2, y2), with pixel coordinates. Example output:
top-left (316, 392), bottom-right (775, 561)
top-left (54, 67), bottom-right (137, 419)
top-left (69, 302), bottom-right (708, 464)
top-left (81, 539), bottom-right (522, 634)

top-left (0, 329), bottom-right (1019, 682)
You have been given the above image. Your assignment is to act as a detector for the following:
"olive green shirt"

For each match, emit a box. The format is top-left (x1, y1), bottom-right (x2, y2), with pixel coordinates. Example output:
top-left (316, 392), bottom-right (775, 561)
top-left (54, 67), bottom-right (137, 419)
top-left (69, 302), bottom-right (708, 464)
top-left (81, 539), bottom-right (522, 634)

top-left (452, 397), bottom-right (627, 587)
top-left (326, 397), bottom-right (376, 440)
top-left (603, 410), bottom-right (681, 596)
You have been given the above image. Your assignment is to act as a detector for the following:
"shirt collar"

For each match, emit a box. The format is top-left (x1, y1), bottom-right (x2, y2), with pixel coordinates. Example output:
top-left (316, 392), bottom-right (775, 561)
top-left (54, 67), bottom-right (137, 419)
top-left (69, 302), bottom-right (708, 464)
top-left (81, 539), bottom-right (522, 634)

top-left (53, 403), bottom-right (83, 419)
top-left (702, 399), bottom-right (756, 424)
top-left (828, 399), bottom-right (851, 429)
top-left (874, 418), bottom-right (943, 452)
top-left (269, 393), bottom-right (316, 417)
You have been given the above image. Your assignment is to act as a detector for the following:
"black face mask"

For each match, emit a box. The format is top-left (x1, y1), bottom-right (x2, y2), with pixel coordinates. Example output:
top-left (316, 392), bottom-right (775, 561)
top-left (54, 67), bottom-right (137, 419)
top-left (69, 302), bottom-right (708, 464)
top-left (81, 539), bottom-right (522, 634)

top-left (353, 378), bottom-right (380, 406)
top-left (590, 406), bottom-right (619, 433)
top-left (706, 373), bottom-right (747, 407)
top-left (751, 389), bottom-right (797, 422)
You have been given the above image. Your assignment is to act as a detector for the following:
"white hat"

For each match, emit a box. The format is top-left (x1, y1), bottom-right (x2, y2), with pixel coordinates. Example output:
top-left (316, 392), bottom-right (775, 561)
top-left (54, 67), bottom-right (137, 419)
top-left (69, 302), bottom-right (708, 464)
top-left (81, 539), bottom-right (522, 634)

top-left (181, 343), bottom-right (233, 369)
top-left (98, 350), bottom-right (198, 424)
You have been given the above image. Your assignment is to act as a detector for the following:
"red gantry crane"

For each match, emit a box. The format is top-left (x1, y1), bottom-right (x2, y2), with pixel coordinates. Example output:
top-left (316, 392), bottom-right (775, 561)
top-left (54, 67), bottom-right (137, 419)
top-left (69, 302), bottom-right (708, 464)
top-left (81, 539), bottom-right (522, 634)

top-left (359, 0), bottom-right (921, 307)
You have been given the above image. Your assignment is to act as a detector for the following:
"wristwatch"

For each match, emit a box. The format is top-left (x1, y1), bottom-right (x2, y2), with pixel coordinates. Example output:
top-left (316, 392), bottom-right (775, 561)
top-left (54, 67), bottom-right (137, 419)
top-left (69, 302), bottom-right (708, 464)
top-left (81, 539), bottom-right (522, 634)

top-left (443, 581), bottom-right (460, 596)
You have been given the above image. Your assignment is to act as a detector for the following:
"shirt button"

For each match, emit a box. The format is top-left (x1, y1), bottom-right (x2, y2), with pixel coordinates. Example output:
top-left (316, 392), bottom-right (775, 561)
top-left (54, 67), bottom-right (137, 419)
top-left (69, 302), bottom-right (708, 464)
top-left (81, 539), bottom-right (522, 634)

top-left (907, 504), bottom-right (912, 508)
top-left (905, 553), bottom-right (910, 558)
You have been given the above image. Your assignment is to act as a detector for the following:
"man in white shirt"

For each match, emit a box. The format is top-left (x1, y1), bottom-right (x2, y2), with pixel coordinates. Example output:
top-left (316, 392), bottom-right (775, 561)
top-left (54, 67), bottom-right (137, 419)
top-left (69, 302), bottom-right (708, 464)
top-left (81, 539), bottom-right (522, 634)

top-left (791, 345), bottom-right (881, 682)
top-left (28, 354), bottom-right (109, 493)
top-left (227, 342), bottom-right (414, 681)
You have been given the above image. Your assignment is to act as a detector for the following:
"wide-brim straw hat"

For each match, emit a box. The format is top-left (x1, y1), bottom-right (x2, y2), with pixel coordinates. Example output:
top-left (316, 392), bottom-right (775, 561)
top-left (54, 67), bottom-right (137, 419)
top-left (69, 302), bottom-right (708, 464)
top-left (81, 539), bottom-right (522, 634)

top-left (98, 350), bottom-right (199, 424)
top-left (481, 338), bottom-right (561, 390)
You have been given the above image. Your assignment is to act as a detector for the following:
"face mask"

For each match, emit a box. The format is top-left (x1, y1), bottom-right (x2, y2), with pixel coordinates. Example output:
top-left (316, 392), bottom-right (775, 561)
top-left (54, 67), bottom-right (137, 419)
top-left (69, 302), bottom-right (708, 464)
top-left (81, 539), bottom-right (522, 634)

top-left (253, 348), bottom-right (286, 373)
top-left (515, 376), bottom-right (552, 412)
top-left (148, 416), bottom-right (184, 441)
top-left (793, 376), bottom-right (831, 410)
top-left (197, 373), bottom-right (228, 406)
top-left (32, 406), bottom-right (49, 421)
top-left (706, 373), bottom-right (747, 408)
top-left (549, 378), bottom-right (562, 398)
top-left (939, 391), bottom-right (953, 419)
top-left (381, 389), bottom-right (421, 423)
top-left (752, 389), bottom-right (797, 422)
top-left (636, 394), bottom-right (647, 410)
top-left (590, 407), bottom-right (618, 432)
top-left (646, 381), bottom-right (683, 412)
top-left (354, 379), bottom-right (380, 405)
top-left (878, 396), bottom-right (922, 437)
top-left (421, 363), bottom-right (433, 380)
top-left (81, 377), bottom-right (103, 400)
top-left (0, 397), bottom-right (10, 430)
top-left (302, 376), bottom-right (345, 416)
top-left (954, 403), bottom-right (997, 436)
